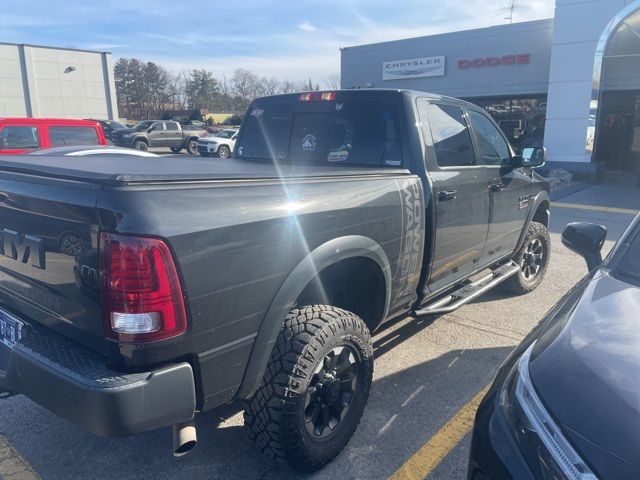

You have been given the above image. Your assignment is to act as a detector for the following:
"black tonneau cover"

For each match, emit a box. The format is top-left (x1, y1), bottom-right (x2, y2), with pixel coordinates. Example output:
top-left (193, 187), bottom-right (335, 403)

top-left (0, 155), bottom-right (409, 186)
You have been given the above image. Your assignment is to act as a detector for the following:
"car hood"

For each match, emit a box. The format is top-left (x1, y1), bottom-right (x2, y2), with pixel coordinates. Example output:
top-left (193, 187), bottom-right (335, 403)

top-left (198, 137), bottom-right (219, 143)
top-left (530, 270), bottom-right (640, 472)
top-left (111, 128), bottom-right (135, 135)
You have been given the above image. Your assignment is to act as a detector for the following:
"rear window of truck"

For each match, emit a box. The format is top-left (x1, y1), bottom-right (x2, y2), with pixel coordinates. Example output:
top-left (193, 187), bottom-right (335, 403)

top-left (237, 97), bottom-right (402, 167)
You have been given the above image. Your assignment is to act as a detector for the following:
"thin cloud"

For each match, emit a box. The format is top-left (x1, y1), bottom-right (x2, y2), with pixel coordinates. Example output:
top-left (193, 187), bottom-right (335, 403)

top-left (298, 21), bottom-right (318, 32)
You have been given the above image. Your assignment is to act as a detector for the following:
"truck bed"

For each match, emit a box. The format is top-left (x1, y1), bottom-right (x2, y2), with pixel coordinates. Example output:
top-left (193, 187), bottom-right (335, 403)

top-left (0, 155), bottom-right (408, 186)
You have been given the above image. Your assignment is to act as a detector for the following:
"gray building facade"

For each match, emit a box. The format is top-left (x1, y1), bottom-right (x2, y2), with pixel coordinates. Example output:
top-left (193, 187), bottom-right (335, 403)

top-left (341, 3), bottom-right (640, 177)
top-left (341, 20), bottom-right (553, 99)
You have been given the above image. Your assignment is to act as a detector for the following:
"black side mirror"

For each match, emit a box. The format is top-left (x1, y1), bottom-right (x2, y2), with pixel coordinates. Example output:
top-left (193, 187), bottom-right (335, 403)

top-left (513, 146), bottom-right (546, 168)
top-left (562, 222), bottom-right (607, 271)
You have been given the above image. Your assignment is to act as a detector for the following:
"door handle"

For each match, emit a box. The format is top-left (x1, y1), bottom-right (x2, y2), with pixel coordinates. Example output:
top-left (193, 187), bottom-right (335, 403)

top-left (438, 190), bottom-right (458, 201)
top-left (488, 183), bottom-right (505, 192)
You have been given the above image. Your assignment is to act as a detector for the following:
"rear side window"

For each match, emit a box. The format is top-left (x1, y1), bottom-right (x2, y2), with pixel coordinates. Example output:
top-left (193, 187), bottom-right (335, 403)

top-left (49, 126), bottom-right (99, 146)
top-left (166, 123), bottom-right (179, 131)
top-left (0, 125), bottom-right (40, 149)
top-left (237, 99), bottom-right (402, 167)
top-left (423, 104), bottom-right (475, 168)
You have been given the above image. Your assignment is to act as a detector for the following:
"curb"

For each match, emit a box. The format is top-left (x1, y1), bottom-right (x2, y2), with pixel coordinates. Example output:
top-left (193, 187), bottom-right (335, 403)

top-left (549, 182), bottom-right (591, 201)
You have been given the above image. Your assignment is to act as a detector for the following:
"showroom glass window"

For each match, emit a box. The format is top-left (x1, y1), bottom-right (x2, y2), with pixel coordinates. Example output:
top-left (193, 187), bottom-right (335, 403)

top-left (49, 127), bottom-right (99, 146)
top-left (0, 126), bottom-right (40, 149)
top-left (468, 110), bottom-right (511, 165)
top-left (464, 96), bottom-right (547, 152)
top-left (422, 103), bottom-right (475, 167)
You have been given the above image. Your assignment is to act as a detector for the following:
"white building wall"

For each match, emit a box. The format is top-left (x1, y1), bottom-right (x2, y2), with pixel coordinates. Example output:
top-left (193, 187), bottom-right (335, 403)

top-left (0, 44), bottom-right (27, 117)
top-left (545, 0), bottom-right (635, 171)
top-left (0, 43), bottom-right (118, 120)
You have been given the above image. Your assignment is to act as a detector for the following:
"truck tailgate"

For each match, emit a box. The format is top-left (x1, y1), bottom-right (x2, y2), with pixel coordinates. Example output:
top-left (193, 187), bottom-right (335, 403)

top-left (0, 170), bottom-right (106, 355)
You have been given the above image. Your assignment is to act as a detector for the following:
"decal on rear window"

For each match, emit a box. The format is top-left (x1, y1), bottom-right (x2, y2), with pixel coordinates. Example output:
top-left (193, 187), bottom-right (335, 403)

top-left (302, 134), bottom-right (317, 151)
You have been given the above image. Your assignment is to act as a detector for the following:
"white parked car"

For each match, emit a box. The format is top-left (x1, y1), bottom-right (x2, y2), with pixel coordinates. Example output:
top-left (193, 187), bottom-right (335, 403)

top-left (197, 129), bottom-right (238, 158)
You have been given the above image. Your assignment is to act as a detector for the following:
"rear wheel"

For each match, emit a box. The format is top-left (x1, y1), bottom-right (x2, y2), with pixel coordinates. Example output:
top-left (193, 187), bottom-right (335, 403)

top-left (502, 221), bottom-right (550, 295)
top-left (60, 233), bottom-right (82, 256)
top-left (186, 140), bottom-right (198, 155)
top-left (244, 305), bottom-right (373, 472)
top-left (133, 140), bottom-right (148, 151)
top-left (170, 146), bottom-right (182, 153)
top-left (217, 145), bottom-right (231, 158)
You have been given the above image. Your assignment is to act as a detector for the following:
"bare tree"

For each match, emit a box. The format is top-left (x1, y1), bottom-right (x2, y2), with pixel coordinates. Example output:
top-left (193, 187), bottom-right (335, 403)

top-left (325, 72), bottom-right (341, 89)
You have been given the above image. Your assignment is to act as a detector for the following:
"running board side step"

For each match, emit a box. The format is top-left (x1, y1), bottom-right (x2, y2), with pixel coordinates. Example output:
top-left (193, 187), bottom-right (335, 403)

top-left (412, 262), bottom-right (520, 316)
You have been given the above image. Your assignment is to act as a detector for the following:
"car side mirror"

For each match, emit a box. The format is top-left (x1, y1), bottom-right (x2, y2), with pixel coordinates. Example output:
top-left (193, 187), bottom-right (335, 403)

top-left (561, 222), bottom-right (607, 271)
top-left (513, 146), bottom-right (546, 168)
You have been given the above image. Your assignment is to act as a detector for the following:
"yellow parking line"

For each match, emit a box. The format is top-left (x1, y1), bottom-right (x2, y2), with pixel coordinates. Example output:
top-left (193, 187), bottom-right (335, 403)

top-left (552, 202), bottom-right (638, 216)
top-left (389, 385), bottom-right (490, 480)
top-left (0, 434), bottom-right (39, 479)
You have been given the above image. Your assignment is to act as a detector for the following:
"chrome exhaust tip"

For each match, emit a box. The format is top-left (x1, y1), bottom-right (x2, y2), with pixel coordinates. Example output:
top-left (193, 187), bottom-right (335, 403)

top-left (172, 420), bottom-right (197, 457)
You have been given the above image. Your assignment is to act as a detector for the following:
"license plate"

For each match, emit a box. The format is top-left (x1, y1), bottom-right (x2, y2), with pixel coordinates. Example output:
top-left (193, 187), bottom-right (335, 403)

top-left (0, 309), bottom-right (23, 349)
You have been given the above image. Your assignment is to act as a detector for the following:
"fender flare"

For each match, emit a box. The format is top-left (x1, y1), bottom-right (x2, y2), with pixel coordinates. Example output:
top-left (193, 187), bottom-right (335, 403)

top-left (236, 235), bottom-right (392, 399)
top-left (516, 190), bottom-right (550, 251)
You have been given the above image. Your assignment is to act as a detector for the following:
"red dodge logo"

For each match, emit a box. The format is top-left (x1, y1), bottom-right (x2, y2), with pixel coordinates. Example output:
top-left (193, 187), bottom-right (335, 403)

top-left (458, 54), bottom-right (530, 69)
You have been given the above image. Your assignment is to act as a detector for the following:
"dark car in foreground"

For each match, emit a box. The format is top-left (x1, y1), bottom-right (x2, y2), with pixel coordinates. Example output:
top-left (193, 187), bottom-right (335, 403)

top-left (86, 119), bottom-right (128, 141)
top-left (468, 214), bottom-right (640, 479)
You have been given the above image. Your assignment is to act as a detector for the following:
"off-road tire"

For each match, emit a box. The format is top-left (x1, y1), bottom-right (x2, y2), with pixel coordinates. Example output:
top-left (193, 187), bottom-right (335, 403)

top-left (133, 140), bottom-right (148, 151)
top-left (502, 221), bottom-right (550, 295)
top-left (186, 139), bottom-right (198, 155)
top-left (217, 145), bottom-right (231, 158)
top-left (244, 305), bottom-right (373, 472)
top-left (170, 146), bottom-right (182, 153)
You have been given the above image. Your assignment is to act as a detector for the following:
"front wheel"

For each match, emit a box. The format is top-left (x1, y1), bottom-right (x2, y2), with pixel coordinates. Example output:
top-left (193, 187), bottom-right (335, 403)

top-left (170, 146), bottom-right (182, 153)
top-left (217, 145), bottom-right (231, 158)
top-left (244, 305), bottom-right (373, 472)
top-left (502, 221), bottom-right (550, 295)
top-left (133, 140), bottom-right (148, 151)
top-left (185, 140), bottom-right (198, 155)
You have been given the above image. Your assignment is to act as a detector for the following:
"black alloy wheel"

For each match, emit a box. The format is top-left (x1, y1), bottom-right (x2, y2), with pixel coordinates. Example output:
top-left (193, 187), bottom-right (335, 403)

top-left (304, 345), bottom-right (360, 438)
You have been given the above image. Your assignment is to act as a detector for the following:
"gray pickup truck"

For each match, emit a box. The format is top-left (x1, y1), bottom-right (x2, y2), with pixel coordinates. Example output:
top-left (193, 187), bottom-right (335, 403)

top-left (0, 89), bottom-right (549, 471)
top-left (110, 120), bottom-right (206, 154)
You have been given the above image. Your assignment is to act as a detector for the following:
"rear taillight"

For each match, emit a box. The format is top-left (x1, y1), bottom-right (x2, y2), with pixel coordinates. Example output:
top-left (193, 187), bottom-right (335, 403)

top-left (99, 232), bottom-right (187, 343)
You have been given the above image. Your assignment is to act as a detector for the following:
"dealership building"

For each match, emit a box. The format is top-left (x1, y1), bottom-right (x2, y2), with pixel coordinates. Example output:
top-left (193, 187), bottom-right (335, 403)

top-left (341, 0), bottom-right (640, 176)
top-left (0, 42), bottom-right (118, 120)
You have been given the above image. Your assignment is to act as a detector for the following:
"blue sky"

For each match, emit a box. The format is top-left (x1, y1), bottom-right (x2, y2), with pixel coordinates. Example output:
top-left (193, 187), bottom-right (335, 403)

top-left (0, 0), bottom-right (554, 84)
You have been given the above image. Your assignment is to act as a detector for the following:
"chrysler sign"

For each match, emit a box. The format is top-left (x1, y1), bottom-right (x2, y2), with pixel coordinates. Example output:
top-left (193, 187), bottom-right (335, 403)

top-left (383, 56), bottom-right (445, 80)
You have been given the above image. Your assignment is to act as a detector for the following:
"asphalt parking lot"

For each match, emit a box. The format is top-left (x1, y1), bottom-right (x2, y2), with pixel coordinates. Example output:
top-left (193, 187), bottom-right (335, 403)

top-left (0, 182), bottom-right (638, 480)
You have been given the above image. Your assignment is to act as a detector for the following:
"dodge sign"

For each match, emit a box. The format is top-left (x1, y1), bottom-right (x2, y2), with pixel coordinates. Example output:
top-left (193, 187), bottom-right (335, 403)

top-left (383, 56), bottom-right (446, 80)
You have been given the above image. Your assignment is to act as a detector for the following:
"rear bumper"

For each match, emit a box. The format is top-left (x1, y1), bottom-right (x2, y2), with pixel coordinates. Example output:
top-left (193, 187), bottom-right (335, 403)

top-left (0, 323), bottom-right (196, 437)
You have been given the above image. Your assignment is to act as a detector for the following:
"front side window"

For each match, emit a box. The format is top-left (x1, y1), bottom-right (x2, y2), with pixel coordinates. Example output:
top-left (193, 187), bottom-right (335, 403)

top-left (0, 126), bottom-right (40, 149)
top-left (469, 110), bottom-right (511, 165)
top-left (151, 122), bottom-right (164, 131)
top-left (49, 126), bottom-right (99, 146)
top-left (423, 103), bottom-right (475, 167)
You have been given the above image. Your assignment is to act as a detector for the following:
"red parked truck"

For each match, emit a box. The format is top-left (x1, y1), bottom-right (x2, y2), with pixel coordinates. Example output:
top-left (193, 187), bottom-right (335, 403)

top-left (0, 118), bottom-right (107, 155)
